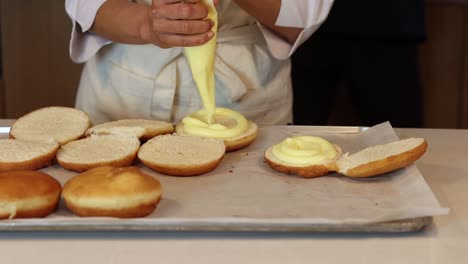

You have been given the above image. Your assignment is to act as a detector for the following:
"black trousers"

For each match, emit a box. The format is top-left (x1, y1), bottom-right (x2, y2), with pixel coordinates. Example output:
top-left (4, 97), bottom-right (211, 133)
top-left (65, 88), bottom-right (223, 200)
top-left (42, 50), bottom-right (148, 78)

top-left (291, 35), bottom-right (423, 128)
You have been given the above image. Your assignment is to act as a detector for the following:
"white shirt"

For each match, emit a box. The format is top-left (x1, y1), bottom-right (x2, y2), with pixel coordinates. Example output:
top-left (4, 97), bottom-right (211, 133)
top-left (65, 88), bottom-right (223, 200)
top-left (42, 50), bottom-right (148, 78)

top-left (64, 0), bottom-right (334, 125)
top-left (65, 0), bottom-right (334, 62)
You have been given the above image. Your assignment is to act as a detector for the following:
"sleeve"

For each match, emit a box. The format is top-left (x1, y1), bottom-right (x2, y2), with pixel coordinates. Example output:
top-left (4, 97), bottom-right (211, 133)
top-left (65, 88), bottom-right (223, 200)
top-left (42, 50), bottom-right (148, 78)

top-left (258, 0), bottom-right (334, 60)
top-left (65, 0), bottom-right (112, 63)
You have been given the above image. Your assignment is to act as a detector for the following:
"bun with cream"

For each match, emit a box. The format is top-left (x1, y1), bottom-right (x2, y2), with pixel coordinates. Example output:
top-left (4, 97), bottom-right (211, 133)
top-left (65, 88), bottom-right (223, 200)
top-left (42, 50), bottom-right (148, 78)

top-left (180, 1), bottom-right (257, 152)
top-left (265, 136), bottom-right (428, 178)
top-left (62, 166), bottom-right (162, 218)
top-left (138, 134), bottom-right (225, 176)
top-left (175, 108), bottom-right (258, 152)
top-left (0, 170), bottom-right (61, 219)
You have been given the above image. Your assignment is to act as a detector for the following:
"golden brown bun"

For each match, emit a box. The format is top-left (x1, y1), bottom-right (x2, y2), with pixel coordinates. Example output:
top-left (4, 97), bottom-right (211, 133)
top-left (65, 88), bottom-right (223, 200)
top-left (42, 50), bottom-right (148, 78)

top-left (265, 137), bottom-right (428, 178)
top-left (56, 135), bottom-right (140, 172)
top-left (0, 139), bottom-right (59, 172)
top-left (85, 119), bottom-right (174, 141)
top-left (138, 134), bottom-right (225, 176)
top-left (175, 121), bottom-right (258, 152)
top-left (9, 106), bottom-right (92, 145)
top-left (0, 170), bottom-right (62, 219)
top-left (337, 138), bottom-right (428, 178)
top-left (264, 144), bottom-right (342, 178)
top-left (62, 166), bottom-right (162, 218)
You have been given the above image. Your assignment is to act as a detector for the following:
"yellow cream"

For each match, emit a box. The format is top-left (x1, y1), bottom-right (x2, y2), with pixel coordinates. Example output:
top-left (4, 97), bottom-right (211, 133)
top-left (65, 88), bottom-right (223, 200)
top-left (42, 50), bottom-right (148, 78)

top-left (182, 107), bottom-right (248, 139)
top-left (183, 0), bottom-right (218, 123)
top-left (272, 136), bottom-right (337, 165)
top-left (182, 0), bottom-right (249, 139)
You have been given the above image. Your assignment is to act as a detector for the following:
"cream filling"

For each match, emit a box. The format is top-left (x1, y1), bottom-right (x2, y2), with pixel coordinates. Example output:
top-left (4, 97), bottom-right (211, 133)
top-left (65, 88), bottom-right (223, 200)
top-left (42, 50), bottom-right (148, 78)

top-left (182, 108), bottom-right (248, 139)
top-left (182, 0), bottom-right (249, 139)
top-left (272, 136), bottom-right (337, 165)
top-left (183, 0), bottom-right (218, 123)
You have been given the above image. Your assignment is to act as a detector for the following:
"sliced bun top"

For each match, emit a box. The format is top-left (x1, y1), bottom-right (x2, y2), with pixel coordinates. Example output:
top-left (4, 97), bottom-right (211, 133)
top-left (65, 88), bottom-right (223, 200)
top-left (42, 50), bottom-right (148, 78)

top-left (0, 170), bottom-right (62, 201)
top-left (0, 170), bottom-right (62, 219)
top-left (0, 139), bottom-right (59, 163)
top-left (86, 119), bottom-right (174, 140)
top-left (10, 106), bottom-right (92, 145)
top-left (62, 166), bottom-right (162, 207)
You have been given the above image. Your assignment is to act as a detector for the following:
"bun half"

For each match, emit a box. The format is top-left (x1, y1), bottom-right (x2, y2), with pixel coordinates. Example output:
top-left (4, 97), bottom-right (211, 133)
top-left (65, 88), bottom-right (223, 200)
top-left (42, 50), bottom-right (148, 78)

top-left (175, 121), bottom-right (258, 152)
top-left (86, 119), bottom-right (174, 141)
top-left (57, 135), bottom-right (140, 172)
top-left (0, 139), bottom-right (59, 172)
top-left (264, 144), bottom-right (342, 178)
top-left (138, 134), bottom-right (225, 176)
top-left (10, 106), bottom-right (92, 145)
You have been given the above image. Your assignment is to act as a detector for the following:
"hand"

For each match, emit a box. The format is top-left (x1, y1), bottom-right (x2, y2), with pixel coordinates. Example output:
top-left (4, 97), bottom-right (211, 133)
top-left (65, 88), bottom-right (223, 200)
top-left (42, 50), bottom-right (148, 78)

top-left (140, 0), bottom-right (216, 48)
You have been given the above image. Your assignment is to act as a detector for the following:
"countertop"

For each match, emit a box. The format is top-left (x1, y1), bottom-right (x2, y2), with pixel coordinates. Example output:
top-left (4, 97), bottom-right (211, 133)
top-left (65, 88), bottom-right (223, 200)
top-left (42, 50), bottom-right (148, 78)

top-left (1, 119), bottom-right (467, 264)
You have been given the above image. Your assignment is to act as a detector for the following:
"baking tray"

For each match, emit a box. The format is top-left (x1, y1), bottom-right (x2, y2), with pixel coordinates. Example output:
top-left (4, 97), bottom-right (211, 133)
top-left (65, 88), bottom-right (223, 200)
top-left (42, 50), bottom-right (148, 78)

top-left (0, 123), bottom-right (439, 232)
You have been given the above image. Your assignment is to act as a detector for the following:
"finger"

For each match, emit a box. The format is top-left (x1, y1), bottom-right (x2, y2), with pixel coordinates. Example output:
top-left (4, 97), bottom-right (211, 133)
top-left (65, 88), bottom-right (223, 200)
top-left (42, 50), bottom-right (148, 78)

top-left (157, 31), bottom-right (215, 47)
top-left (153, 2), bottom-right (208, 20)
top-left (152, 0), bottom-right (201, 8)
top-left (153, 19), bottom-right (213, 35)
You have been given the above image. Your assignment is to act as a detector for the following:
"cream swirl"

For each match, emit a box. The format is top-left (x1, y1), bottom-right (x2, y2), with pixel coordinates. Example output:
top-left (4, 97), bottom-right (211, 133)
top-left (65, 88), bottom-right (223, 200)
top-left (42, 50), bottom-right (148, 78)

top-left (182, 107), bottom-right (249, 139)
top-left (272, 136), bottom-right (337, 165)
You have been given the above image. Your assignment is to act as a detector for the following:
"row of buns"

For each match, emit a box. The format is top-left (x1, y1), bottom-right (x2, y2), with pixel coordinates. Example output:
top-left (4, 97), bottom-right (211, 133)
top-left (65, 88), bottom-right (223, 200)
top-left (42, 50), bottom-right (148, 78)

top-left (1, 106), bottom-right (258, 176)
top-left (0, 106), bottom-right (256, 220)
top-left (1, 106), bottom-right (428, 179)
top-left (0, 106), bottom-right (428, 220)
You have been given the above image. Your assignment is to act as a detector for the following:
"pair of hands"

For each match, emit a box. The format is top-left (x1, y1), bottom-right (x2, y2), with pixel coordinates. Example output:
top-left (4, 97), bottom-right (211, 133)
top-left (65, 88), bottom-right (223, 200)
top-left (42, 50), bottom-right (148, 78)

top-left (141, 0), bottom-right (219, 48)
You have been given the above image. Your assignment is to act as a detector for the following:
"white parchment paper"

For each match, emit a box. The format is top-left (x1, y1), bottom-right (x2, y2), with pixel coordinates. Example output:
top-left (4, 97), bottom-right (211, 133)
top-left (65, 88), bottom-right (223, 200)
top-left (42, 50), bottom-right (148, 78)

top-left (0, 122), bottom-right (449, 230)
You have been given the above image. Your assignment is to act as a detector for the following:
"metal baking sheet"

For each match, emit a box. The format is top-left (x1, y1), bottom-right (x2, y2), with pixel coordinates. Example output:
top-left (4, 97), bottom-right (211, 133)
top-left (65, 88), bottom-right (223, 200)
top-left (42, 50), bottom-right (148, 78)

top-left (0, 123), bottom-right (443, 232)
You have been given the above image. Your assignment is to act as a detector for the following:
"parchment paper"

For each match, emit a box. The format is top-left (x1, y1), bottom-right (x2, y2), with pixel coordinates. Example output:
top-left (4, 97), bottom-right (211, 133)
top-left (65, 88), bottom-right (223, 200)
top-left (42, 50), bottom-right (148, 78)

top-left (0, 122), bottom-right (449, 230)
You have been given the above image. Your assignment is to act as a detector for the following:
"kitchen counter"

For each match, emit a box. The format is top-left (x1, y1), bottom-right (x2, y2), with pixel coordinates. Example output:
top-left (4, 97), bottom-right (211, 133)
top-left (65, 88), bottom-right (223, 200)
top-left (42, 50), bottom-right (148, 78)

top-left (0, 119), bottom-right (467, 264)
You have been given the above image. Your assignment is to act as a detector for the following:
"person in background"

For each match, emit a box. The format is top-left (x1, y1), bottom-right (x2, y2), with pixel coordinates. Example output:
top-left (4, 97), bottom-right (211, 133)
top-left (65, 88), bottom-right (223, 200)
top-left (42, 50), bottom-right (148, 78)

top-left (292, 0), bottom-right (426, 128)
top-left (65, 0), bottom-right (334, 125)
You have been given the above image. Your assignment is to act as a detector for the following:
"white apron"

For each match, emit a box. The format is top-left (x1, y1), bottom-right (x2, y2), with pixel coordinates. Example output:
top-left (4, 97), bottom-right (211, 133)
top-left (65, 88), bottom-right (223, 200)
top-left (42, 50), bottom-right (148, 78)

top-left (75, 0), bottom-right (293, 125)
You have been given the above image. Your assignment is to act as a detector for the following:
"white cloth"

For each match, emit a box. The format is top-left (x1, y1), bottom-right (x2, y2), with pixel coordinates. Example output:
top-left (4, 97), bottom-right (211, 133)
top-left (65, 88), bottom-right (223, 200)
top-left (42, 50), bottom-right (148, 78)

top-left (65, 0), bottom-right (334, 125)
top-left (269, 0), bottom-right (334, 59)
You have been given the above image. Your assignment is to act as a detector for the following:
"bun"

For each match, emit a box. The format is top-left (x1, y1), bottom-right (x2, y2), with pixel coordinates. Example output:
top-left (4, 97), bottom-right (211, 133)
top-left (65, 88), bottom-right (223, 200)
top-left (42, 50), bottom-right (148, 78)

top-left (265, 138), bottom-right (428, 178)
top-left (85, 119), bottom-right (174, 141)
top-left (10, 106), bottom-right (92, 145)
top-left (56, 135), bottom-right (140, 172)
top-left (336, 137), bottom-right (428, 177)
top-left (138, 134), bottom-right (225, 176)
top-left (0, 170), bottom-right (61, 219)
top-left (175, 121), bottom-right (258, 152)
top-left (62, 166), bottom-right (162, 218)
top-left (0, 139), bottom-right (59, 172)
top-left (264, 144), bottom-right (343, 178)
